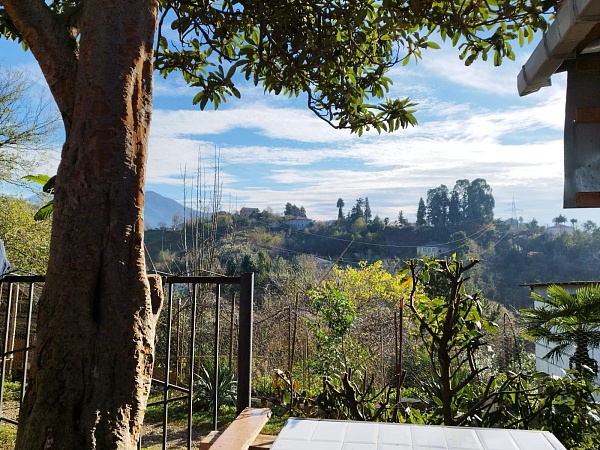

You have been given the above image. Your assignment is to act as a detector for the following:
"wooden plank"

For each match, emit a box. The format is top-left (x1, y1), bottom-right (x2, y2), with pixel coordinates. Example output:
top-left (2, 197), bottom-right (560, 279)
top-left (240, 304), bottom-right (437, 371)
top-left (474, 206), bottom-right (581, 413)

top-left (208, 408), bottom-right (271, 450)
top-left (201, 430), bottom-right (277, 449)
top-left (199, 431), bottom-right (221, 450)
top-left (576, 192), bottom-right (600, 207)
top-left (575, 108), bottom-right (600, 123)
top-left (249, 434), bottom-right (276, 450)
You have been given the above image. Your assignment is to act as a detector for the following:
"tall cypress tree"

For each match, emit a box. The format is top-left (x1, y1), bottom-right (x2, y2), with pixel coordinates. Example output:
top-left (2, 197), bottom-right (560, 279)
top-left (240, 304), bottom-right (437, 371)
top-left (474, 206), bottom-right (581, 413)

top-left (416, 198), bottom-right (427, 226)
top-left (364, 197), bottom-right (372, 222)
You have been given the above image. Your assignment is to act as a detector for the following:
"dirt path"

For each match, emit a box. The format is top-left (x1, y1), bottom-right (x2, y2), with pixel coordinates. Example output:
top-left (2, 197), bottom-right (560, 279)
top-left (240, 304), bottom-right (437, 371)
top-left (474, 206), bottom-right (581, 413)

top-left (139, 421), bottom-right (209, 449)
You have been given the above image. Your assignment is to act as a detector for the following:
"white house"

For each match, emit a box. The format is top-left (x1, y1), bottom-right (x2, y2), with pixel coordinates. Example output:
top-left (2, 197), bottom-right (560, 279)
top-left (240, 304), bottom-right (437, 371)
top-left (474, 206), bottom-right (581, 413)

top-left (416, 242), bottom-right (450, 258)
top-left (546, 224), bottom-right (574, 236)
top-left (286, 217), bottom-right (313, 231)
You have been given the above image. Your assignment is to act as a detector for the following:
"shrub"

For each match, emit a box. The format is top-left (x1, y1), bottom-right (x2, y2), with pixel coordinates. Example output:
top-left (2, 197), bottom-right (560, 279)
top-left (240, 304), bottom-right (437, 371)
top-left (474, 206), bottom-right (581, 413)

top-left (195, 360), bottom-right (236, 411)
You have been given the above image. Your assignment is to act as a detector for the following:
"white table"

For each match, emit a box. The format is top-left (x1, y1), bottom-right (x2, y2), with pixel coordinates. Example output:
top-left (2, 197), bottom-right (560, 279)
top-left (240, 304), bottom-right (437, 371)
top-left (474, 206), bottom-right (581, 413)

top-left (270, 418), bottom-right (567, 450)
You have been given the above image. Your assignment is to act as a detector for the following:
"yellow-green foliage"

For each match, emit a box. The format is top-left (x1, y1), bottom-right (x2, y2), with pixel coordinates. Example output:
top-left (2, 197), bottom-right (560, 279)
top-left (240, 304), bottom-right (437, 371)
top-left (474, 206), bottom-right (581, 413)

top-left (0, 196), bottom-right (51, 274)
top-left (311, 261), bottom-right (410, 386)
top-left (325, 260), bottom-right (407, 309)
top-left (0, 425), bottom-right (16, 450)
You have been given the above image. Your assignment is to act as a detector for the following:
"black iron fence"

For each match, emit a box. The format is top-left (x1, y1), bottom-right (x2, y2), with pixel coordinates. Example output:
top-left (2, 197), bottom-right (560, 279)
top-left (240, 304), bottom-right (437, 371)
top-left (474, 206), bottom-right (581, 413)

top-left (0, 273), bottom-right (254, 449)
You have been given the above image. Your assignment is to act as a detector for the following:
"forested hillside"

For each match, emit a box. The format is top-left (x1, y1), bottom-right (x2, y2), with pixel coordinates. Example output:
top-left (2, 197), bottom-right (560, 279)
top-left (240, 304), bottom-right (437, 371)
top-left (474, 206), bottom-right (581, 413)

top-left (144, 178), bottom-right (600, 310)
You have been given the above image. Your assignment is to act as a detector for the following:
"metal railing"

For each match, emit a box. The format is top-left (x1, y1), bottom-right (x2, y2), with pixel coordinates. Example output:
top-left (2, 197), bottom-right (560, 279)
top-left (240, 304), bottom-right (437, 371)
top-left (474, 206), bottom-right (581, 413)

top-left (145, 273), bottom-right (254, 449)
top-left (0, 275), bottom-right (43, 426)
top-left (0, 273), bottom-right (254, 450)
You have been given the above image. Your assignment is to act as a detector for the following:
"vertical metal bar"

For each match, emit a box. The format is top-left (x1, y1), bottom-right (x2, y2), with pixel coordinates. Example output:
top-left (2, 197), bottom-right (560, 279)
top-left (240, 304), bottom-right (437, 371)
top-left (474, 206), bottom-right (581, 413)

top-left (162, 281), bottom-right (174, 450)
top-left (175, 298), bottom-right (181, 382)
top-left (236, 273), bottom-right (253, 414)
top-left (21, 282), bottom-right (35, 402)
top-left (398, 303), bottom-right (404, 394)
top-left (290, 293), bottom-right (299, 374)
top-left (228, 292), bottom-right (236, 367)
top-left (7, 283), bottom-right (20, 376)
top-left (187, 283), bottom-right (198, 450)
top-left (212, 283), bottom-right (221, 430)
top-left (287, 305), bottom-right (292, 372)
top-left (0, 282), bottom-right (14, 419)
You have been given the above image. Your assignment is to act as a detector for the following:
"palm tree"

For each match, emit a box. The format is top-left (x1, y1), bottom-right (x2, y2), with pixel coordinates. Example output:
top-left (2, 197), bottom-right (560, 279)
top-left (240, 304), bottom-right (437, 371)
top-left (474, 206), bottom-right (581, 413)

top-left (570, 218), bottom-right (578, 229)
top-left (521, 284), bottom-right (600, 377)
top-left (552, 214), bottom-right (567, 226)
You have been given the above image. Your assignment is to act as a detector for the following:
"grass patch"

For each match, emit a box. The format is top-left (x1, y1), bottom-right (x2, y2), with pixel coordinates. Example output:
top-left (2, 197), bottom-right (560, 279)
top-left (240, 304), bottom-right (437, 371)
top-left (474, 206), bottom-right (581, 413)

top-left (262, 412), bottom-right (289, 436)
top-left (0, 425), bottom-right (17, 450)
top-left (144, 397), bottom-right (237, 430)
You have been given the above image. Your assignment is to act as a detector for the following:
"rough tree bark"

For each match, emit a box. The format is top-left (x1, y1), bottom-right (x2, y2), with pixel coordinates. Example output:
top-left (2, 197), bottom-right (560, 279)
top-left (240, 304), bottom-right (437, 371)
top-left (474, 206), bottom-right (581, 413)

top-left (1, 1), bottom-right (162, 448)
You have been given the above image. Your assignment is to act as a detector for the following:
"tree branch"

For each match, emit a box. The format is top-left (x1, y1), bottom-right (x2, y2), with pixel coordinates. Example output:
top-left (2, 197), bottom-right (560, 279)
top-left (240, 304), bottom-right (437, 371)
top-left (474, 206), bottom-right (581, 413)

top-left (1, 0), bottom-right (78, 128)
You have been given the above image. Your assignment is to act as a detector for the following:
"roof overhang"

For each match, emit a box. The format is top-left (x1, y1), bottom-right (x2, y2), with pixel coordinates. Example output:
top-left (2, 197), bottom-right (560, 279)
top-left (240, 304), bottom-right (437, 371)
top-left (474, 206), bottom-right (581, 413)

top-left (517, 0), bottom-right (600, 96)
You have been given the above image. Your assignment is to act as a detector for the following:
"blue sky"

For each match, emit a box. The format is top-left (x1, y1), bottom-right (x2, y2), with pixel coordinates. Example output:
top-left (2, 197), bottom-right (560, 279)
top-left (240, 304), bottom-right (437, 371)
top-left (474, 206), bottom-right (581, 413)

top-left (2, 34), bottom-right (598, 228)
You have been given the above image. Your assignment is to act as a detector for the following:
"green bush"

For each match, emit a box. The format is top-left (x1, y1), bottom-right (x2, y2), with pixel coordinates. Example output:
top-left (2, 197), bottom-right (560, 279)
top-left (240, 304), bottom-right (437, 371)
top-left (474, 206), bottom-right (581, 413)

top-left (2, 380), bottom-right (21, 401)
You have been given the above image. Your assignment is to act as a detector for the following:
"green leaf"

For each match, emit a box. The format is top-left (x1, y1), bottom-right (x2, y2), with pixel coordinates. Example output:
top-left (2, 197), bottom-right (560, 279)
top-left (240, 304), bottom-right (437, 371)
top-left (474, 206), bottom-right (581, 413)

top-left (494, 51), bottom-right (502, 66)
top-left (427, 42), bottom-right (441, 49)
top-left (34, 200), bottom-right (53, 221)
top-left (225, 64), bottom-right (237, 80)
top-left (451, 32), bottom-right (460, 47)
top-left (518, 28), bottom-right (524, 47)
top-left (23, 174), bottom-right (51, 186)
top-left (200, 95), bottom-right (209, 110)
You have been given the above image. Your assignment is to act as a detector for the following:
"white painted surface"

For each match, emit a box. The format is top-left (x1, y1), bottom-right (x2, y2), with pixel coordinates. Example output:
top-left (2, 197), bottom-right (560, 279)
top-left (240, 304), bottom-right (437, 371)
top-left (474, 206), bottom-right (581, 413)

top-left (271, 419), bottom-right (567, 450)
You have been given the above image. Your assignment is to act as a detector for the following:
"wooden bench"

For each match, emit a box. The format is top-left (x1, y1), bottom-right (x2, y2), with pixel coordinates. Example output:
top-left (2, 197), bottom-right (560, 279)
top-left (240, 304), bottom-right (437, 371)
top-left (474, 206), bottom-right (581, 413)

top-left (199, 408), bottom-right (272, 450)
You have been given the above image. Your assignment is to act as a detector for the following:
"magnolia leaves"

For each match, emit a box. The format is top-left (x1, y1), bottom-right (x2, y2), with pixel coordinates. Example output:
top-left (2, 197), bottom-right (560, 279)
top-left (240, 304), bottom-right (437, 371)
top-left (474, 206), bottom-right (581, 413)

top-left (22, 174), bottom-right (54, 221)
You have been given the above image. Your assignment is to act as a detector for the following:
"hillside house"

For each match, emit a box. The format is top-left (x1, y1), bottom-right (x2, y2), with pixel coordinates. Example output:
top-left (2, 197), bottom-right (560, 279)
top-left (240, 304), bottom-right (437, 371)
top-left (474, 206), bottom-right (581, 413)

top-left (286, 216), bottom-right (313, 231)
top-left (416, 242), bottom-right (450, 258)
top-left (546, 224), bottom-right (575, 236)
top-left (239, 207), bottom-right (260, 217)
top-left (313, 256), bottom-right (334, 270)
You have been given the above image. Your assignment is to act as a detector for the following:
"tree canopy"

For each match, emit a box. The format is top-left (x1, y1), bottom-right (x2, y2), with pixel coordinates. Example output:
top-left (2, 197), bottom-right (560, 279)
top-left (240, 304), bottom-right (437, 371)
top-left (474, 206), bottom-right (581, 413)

top-left (284, 202), bottom-right (307, 217)
top-left (154, 0), bottom-right (553, 134)
top-left (1, 0), bottom-right (555, 134)
top-left (425, 178), bottom-right (495, 228)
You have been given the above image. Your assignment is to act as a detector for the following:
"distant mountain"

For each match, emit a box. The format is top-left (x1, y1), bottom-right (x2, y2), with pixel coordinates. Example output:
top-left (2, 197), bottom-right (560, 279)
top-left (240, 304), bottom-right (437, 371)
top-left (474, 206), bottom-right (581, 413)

top-left (27, 190), bottom-right (189, 229)
top-left (144, 191), bottom-right (186, 229)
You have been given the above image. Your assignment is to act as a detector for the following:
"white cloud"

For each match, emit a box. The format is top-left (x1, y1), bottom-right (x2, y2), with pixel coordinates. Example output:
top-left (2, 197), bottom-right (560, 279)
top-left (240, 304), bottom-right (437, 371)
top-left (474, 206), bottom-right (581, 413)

top-left (151, 104), bottom-right (355, 143)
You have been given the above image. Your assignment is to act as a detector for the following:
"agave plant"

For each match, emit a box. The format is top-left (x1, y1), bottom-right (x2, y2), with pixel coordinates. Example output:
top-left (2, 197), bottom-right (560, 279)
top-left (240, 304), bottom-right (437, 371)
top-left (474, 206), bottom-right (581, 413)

top-left (195, 359), bottom-right (237, 411)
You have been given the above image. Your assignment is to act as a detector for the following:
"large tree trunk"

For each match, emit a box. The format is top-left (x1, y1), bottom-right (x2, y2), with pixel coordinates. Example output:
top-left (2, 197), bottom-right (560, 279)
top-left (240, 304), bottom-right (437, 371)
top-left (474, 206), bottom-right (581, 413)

top-left (6, 1), bottom-right (162, 448)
